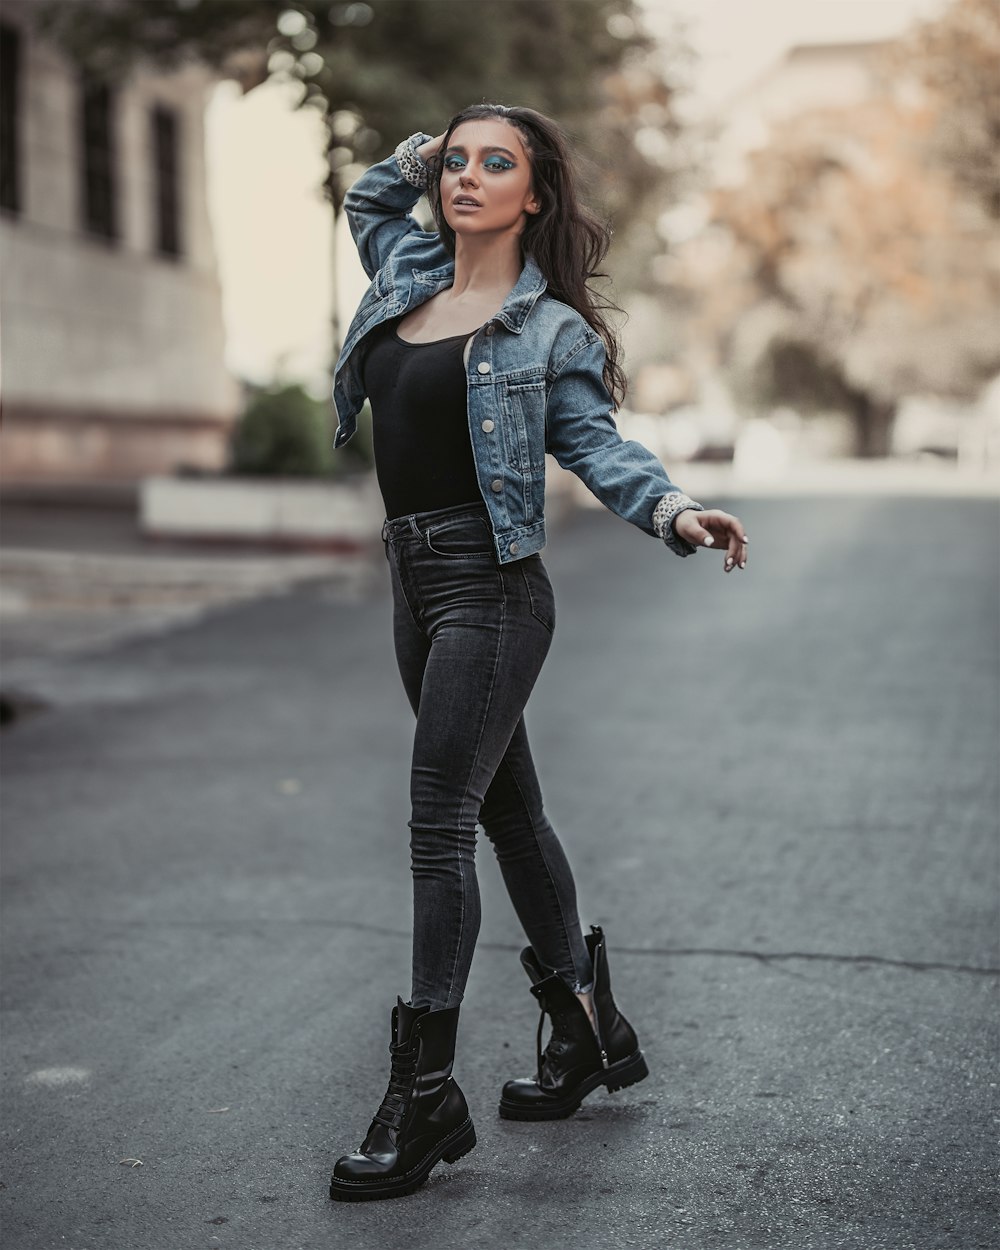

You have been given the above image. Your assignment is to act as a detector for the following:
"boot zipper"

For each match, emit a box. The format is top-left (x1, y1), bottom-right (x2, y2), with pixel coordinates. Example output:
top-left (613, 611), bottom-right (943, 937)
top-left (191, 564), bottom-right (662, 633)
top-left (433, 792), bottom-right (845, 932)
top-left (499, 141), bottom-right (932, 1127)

top-left (591, 940), bottom-right (609, 1069)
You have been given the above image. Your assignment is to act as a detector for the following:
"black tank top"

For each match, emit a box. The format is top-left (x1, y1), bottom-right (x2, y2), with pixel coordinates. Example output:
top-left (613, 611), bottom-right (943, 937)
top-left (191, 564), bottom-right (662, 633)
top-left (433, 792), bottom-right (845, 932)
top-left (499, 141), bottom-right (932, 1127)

top-left (360, 315), bottom-right (483, 519)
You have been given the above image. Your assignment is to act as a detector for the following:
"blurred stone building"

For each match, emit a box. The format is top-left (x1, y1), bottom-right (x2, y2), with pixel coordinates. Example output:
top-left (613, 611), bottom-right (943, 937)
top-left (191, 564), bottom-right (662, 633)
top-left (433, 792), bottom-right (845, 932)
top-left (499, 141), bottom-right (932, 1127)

top-left (0, 0), bottom-right (240, 485)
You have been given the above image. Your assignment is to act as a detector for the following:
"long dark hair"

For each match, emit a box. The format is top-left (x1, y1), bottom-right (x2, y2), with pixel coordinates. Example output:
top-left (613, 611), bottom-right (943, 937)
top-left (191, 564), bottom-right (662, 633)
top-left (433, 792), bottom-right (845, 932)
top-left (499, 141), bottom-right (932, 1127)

top-left (425, 103), bottom-right (627, 409)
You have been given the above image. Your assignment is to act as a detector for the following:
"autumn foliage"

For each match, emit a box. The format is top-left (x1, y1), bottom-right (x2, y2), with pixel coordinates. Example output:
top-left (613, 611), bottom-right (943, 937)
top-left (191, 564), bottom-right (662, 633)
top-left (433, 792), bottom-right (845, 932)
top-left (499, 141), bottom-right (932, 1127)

top-left (683, 0), bottom-right (1000, 451)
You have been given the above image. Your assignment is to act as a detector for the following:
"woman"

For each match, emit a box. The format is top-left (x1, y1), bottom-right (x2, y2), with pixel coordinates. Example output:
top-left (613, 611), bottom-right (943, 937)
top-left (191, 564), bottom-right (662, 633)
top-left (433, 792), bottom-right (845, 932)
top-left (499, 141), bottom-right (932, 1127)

top-left (328, 104), bottom-right (748, 1202)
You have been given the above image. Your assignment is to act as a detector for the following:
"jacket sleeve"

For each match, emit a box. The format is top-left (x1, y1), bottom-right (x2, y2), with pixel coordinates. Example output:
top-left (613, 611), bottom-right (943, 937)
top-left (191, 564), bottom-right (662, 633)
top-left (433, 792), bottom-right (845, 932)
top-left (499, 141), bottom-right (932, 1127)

top-left (342, 132), bottom-right (435, 280)
top-left (544, 335), bottom-right (705, 557)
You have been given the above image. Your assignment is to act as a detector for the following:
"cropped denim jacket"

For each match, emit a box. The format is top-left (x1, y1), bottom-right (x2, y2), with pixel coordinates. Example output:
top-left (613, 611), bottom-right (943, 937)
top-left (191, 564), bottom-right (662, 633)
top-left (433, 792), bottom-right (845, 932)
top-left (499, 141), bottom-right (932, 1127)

top-left (332, 133), bottom-right (705, 564)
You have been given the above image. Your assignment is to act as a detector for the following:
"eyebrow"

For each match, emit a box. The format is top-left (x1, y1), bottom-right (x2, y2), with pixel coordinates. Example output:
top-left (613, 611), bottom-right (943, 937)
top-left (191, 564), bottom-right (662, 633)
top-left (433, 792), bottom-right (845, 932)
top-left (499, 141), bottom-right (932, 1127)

top-left (444, 144), bottom-right (519, 160)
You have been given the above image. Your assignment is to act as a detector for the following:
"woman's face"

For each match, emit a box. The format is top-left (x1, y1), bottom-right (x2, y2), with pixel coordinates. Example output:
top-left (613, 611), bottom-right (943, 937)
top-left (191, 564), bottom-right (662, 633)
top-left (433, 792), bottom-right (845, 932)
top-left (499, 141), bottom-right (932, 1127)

top-left (439, 118), bottom-right (539, 239)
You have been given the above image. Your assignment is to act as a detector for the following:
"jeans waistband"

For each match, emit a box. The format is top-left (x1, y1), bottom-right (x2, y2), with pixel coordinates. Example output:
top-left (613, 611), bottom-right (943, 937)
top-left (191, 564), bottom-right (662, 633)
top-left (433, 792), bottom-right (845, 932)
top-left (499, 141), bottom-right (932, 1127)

top-left (381, 500), bottom-right (490, 543)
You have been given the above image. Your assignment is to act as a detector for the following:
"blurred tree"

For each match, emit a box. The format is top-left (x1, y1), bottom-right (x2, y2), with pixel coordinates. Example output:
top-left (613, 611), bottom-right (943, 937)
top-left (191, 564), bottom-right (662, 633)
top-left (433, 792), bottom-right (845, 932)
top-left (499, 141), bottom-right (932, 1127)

top-left (35, 0), bottom-right (694, 286)
top-left (679, 7), bottom-right (1000, 456)
top-left (35, 0), bottom-right (698, 417)
top-left (886, 0), bottom-right (1000, 219)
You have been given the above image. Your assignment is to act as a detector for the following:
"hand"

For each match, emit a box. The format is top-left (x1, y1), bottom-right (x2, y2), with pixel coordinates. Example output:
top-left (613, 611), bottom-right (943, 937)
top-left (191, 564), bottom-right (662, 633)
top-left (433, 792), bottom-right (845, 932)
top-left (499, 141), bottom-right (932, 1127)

top-left (673, 508), bottom-right (749, 573)
top-left (416, 133), bottom-right (446, 162)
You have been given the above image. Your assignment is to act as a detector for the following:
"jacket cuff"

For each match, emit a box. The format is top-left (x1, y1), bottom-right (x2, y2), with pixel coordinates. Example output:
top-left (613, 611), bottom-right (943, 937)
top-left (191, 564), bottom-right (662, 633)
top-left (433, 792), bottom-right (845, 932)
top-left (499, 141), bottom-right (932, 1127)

top-left (652, 491), bottom-right (705, 558)
top-left (394, 132), bottom-right (433, 189)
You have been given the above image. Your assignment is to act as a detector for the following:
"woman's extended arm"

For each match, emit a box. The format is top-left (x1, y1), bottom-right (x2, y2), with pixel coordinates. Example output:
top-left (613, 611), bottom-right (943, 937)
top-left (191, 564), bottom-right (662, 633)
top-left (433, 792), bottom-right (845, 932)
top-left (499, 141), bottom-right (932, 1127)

top-left (544, 334), bottom-right (706, 556)
top-left (342, 132), bottom-right (444, 279)
top-left (545, 333), bottom-right (749, 568)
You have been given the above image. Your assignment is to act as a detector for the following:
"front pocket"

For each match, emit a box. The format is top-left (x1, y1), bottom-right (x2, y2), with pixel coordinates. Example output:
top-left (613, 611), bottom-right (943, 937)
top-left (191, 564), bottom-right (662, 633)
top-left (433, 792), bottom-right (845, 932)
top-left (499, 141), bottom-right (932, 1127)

top-left (425, 514), bottom-right (495, 558)
top-left (518, 554), bottom-right (556, 633)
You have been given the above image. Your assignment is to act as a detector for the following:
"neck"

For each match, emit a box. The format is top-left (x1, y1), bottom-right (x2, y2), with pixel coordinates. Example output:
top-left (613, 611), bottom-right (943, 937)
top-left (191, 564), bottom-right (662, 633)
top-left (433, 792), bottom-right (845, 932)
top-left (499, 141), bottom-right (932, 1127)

top-left (451, 232), bottom-right (524, 301)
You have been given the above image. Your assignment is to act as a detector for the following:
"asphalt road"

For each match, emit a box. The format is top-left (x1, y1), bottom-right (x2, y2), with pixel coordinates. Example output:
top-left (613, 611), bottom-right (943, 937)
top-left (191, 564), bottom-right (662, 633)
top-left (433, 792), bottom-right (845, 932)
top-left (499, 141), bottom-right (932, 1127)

top-left (1, 495), bottom-right (998, 1250)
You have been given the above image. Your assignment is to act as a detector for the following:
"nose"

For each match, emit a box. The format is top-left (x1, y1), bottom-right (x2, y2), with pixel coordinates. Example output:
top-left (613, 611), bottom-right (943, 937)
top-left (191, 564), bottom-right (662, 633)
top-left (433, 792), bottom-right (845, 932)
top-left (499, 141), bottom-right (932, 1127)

top-left (459, 168), bottom-right (479, 189)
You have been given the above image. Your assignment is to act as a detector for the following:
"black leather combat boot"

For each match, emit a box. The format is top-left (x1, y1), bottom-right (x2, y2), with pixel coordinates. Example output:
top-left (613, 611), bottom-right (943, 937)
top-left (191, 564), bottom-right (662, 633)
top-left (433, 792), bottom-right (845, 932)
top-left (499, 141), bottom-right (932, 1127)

top-left (498, 925), bottom-right (649, 1120)
top-left (329, 997), bottom-right (476, 1201)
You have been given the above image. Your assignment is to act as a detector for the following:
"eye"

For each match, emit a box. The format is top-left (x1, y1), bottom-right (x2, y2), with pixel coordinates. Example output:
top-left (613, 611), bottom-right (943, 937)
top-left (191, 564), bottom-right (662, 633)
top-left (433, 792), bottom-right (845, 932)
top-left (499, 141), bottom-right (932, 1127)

top-left (484, 156), bottom-right (514, 172)
top-left (443, 154), bottom-right (467, 171)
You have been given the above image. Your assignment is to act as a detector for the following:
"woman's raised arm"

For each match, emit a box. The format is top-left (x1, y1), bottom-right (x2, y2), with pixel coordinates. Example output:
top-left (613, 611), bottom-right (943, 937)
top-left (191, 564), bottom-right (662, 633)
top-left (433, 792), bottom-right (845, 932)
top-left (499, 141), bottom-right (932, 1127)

top-left (342, 132), bottom-right (444, 279)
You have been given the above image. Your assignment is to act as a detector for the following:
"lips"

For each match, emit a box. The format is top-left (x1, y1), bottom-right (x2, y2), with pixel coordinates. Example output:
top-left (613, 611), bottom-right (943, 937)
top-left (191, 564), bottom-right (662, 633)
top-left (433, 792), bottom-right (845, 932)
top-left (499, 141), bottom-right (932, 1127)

top-left (452, 196), bottom-right (481, 207)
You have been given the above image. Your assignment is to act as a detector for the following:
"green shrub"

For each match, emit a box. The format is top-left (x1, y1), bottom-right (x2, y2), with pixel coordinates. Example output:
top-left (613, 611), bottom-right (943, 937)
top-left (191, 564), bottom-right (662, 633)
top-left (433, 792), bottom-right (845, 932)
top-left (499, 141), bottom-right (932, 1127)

top-left (340, 400), bottom-right (375, 471)
top-left (227, 382), bottom-right (375, 478)
top-left (228, 383), bottom-right (333, 477)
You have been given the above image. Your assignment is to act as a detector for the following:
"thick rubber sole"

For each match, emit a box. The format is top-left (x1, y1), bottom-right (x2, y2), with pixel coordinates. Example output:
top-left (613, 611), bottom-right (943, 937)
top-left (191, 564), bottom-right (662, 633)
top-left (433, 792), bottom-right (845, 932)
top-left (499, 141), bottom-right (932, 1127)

top-left (498, 1049), bottom-right (649, 1121)
top-left (328, 1116), bottom-right (476, 1201)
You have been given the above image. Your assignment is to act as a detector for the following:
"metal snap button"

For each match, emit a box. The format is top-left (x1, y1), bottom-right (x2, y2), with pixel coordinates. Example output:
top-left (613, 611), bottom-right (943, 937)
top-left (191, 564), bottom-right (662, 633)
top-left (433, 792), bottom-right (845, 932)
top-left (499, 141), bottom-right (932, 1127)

top-left (491, 479), bottom-right (503, 492)
top-left (485, 323), bottom-right (495, 336)
top-left (477, 361), bottom-right (491, 374)
top-left (509, 542), bottom-right (520, 555)
top-left (481, 420), bottom-right (495, 433)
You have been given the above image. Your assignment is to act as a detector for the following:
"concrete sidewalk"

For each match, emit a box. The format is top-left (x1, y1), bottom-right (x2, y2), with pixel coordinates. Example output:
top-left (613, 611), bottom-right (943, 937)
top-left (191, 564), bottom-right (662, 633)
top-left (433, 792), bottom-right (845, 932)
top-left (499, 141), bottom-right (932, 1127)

top-left (0, 492), bottom-right (378, 710)
top-left (1, 490), bottom-right (997, 1249)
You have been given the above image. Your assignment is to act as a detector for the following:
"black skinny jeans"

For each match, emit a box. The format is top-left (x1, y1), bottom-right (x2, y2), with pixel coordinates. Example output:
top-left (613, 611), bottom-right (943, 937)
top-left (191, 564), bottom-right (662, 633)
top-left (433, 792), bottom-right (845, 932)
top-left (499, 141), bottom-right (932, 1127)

top-left (381, 500), bottom-right (595, 1011)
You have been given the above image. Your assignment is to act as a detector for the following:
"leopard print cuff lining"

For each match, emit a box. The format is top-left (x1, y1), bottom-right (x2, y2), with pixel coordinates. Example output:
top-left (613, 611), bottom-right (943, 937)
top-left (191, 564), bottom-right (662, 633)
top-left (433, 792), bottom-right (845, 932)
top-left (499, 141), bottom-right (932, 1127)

top-left (652, 491), bottom-right (705, 558)
top-left (394, 133), bottom-right (431, 190)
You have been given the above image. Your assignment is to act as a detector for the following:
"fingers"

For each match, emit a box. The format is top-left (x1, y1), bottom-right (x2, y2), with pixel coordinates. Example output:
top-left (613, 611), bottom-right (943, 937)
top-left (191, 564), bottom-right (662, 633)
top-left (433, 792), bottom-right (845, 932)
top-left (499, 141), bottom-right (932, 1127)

top-left (719, 516), bottom-right (749, 574)
top-left (681, 518), bottom-right (716, 549)
top-left (685, 509), bottom-right (750, 572)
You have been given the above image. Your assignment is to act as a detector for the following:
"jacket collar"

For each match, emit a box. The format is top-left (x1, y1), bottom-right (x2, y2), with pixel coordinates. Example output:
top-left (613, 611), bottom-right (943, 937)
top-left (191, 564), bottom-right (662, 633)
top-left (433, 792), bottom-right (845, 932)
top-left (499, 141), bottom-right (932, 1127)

top-left (409, 252), bottom-right (548, 335)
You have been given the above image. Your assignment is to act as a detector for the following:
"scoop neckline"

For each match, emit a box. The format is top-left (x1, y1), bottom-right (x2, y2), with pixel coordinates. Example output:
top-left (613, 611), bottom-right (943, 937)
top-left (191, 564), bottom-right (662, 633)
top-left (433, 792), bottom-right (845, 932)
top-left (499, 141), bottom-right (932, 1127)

top-left (391, 322), bottom-right (483, 347)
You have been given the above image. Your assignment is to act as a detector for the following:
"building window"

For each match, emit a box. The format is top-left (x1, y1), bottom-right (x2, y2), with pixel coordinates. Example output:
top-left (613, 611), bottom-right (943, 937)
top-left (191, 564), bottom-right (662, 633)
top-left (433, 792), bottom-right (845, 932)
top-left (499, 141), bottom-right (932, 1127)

top-left (0, 21), bottom-right (21, 215)
top-left (151, 103), bottom-right (182, 258)
top-left (80, 75), bottom-right (119, 240)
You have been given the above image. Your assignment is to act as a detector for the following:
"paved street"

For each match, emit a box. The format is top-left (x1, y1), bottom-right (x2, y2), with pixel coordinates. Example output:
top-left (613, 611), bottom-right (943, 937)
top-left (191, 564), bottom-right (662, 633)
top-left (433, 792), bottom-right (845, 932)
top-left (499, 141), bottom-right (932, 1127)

top-left (1, 491), bottom-right (998, 1250)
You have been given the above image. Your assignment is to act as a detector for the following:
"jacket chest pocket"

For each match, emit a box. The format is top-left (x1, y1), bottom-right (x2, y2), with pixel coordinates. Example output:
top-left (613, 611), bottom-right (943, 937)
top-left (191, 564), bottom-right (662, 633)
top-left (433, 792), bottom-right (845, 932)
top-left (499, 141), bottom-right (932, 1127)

top-left (502, 381), bottom-right (547, 471)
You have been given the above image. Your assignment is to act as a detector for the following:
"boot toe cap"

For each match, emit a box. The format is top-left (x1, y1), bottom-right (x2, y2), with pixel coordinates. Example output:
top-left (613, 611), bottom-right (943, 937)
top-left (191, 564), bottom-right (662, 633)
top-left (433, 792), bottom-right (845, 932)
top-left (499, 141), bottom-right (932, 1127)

top-left (500, 1076), bottom-right (556, 1107)
top-left (331, 1149), bottom-right (394, 1182)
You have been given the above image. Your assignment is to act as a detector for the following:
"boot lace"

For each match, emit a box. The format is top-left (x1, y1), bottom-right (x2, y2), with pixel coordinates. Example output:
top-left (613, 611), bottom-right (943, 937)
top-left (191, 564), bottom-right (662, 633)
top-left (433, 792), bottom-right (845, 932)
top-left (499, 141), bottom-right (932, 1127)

top-left (533, 990), bottom-right (607, 1081)
top-left (372, 1036), bottom-right (419, 1131)
top-left (534, 1002), bottom-right (573, 1081)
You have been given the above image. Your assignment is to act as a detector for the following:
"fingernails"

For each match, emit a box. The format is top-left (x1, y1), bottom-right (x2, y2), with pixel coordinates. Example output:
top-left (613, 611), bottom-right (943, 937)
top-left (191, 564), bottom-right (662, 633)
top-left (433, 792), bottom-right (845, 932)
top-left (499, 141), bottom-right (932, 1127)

top-left (725, 558), bottom-right (733, 569)
top-left (703, 535), bottom-right (714, 546)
